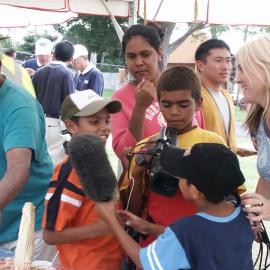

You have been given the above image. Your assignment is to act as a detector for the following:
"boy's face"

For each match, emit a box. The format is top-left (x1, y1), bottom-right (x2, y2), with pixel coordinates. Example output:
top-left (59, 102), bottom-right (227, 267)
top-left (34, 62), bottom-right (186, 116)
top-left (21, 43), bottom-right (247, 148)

top-left (196, 48), bottom-right (232, 86)
top-left (66, 108), bottom-right (111, 144)
top-left (159, 90), bottom-right (199, 134)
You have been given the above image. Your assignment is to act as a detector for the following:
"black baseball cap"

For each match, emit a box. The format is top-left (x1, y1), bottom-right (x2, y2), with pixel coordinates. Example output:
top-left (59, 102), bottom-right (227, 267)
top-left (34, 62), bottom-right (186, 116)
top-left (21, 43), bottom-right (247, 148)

top-left (160, 143), bottom-right (245, 199)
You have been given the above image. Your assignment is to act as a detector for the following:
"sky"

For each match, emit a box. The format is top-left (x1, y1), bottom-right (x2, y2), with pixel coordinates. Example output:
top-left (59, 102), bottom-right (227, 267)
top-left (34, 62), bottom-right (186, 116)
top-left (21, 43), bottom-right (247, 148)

top-left (219, 29), bottom-right (265, 54)
top-left (1, 26), bottom-right (62, 44)
top-left (171, 23), bottom-right (265, 55)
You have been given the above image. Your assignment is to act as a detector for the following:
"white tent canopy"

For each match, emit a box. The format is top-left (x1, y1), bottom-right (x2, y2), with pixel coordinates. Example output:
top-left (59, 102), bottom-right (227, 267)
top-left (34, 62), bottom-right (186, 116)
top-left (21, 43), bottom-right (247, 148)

top-left (0, 0), bottom-right (132, 39)
top-left (0, 0), bottom-right (270, 28)
top-left (0, 6), bottom-right (77, 28)
top-left (139, 0), bottom-right (270, 26)
top-left (0, 0), bottom-right (131, 17)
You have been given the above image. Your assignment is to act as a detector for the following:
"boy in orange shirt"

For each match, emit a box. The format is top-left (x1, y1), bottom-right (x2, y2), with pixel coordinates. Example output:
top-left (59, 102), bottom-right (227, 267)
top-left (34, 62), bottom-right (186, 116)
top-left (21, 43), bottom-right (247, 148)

top-left (42, 90), bottom-right (122, 270)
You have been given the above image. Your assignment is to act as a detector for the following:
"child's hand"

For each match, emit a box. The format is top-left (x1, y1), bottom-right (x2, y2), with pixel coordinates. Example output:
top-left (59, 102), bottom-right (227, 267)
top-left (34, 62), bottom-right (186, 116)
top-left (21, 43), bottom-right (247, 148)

top-left (134, 137), bottom-right (158, 167)
top-left (118, 210), bottom-right (150, 235)
top-left (95, 199), bottom-right (117, 224)
top-left (237, 147), bottom-right (257, 157)
top-left (120, 147), bottom-right (133, 171)
top-left (25, 68), bottom-right (35, 77)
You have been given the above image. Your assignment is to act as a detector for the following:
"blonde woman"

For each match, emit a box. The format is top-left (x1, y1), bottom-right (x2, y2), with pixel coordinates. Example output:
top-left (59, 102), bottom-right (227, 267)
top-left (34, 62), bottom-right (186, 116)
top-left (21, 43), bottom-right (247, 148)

top-left (237, 36), bottom-right (270, 222)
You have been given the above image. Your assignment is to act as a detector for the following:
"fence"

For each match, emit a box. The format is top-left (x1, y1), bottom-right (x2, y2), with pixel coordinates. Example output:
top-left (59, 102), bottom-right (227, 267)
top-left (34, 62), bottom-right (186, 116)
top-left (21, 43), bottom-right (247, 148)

top-left (97, 63), bottom-right (126, 92)
top-left (102, 72), bottom-right (122, 91)
top-left (4, 50), bottom-right (125, 92)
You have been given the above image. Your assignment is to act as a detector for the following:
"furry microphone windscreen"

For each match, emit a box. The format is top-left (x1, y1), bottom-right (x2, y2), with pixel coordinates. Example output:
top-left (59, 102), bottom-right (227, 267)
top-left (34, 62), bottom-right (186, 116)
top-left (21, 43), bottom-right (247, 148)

top-left (68, 134), bottom-right (117, 202)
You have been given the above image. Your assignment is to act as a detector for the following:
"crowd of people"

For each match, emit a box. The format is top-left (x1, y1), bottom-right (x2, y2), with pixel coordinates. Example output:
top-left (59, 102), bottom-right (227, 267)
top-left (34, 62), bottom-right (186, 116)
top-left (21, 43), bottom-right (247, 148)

top-left (0, 22), bottom-right (270, 270)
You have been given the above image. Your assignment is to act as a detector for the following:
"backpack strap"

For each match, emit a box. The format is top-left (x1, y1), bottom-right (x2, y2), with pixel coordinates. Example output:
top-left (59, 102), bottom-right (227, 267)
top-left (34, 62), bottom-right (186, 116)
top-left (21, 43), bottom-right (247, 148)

top-left (45, 159), bottom-right (73, 230)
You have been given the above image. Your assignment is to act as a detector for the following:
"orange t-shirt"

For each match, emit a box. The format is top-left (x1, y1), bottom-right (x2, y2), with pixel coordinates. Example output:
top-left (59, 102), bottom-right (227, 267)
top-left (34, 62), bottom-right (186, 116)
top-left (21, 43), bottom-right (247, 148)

top-left (42, 159), bottom-right (122, 270)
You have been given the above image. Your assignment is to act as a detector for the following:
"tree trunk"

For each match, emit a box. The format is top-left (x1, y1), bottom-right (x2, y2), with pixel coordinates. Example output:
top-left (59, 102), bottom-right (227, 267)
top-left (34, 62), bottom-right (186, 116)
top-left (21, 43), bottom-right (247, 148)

top-left (160, 22), bottom-right (207, 70)
top-left (210, 26), bottom-right (217, 38)
top-left (160, 22), bottom-right (175, 70)
top-left (100, 52), bottom-right (106, 64)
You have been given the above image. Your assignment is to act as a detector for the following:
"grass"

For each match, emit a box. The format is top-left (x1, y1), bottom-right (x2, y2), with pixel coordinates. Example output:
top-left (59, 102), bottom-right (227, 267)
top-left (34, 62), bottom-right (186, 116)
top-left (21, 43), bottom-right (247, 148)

top-left (238, 152), bottom-right (258, 191)
top-left (103, 89), bottom-right (114, 98)
top-left (234, 108), bottom-right (258, 192)
top-left (234, 106), bottom-right (248, 122)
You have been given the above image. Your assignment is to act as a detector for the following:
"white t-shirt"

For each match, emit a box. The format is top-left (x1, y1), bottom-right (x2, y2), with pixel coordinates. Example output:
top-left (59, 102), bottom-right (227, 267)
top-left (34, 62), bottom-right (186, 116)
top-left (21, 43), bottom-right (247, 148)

top-left (208, 88), bottom-right (230, 135)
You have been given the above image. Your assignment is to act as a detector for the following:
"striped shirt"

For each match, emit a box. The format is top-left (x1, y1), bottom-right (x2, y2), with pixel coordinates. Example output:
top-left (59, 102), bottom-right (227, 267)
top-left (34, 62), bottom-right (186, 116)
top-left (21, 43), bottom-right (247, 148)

top-left (42, 158), bottom-right (122, 270)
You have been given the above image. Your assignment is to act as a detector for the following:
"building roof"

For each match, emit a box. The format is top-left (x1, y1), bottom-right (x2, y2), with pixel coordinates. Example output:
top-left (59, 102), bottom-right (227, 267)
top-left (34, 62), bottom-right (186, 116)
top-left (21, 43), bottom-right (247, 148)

top-left (168, 34), bottom-right (208, 64)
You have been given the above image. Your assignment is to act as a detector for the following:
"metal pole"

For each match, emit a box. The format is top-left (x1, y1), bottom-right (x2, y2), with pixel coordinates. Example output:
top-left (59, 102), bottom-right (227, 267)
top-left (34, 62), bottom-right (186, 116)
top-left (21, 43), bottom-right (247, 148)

top-left (129, 0), bottom-right (138, 26)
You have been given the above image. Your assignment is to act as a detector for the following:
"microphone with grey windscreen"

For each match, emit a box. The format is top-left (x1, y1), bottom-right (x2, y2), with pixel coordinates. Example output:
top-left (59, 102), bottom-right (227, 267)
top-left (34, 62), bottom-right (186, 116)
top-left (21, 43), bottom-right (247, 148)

top-left (68, 134), bottom-right (117, 202)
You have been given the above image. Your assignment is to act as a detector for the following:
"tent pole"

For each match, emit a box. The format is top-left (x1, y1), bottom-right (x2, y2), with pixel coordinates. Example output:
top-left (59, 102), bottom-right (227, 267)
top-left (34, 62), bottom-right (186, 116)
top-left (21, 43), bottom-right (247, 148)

top-left (129, 0), bottom-right (138, 26)
top-left (101, 0), bottom-right (124, 41)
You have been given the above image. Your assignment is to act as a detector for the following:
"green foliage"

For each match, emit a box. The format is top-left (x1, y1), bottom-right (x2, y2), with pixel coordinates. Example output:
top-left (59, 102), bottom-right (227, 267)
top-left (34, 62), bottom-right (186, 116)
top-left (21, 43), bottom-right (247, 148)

top-left (0, 36), bottom-right (13, 50)
top-left (55, 16), bottom-right (127, 71)
top-left (234, 106), bottom-right (247, 123)
top-left (226, 25), bottom-right (270, 43)
top-left (209, 25), bottom-right (230, 38)
top-left (16, 32), bottom-right (58, 55)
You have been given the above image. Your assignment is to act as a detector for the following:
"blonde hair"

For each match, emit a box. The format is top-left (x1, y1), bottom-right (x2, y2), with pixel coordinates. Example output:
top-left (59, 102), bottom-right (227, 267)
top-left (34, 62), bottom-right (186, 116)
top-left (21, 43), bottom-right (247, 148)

top-left (236, 36), bottom-right (270, 135)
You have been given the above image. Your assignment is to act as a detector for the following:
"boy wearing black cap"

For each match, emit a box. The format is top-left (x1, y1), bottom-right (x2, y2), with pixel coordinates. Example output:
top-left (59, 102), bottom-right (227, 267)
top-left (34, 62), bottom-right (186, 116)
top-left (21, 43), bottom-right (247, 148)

top-left (95, 143), bottom-right (254, 270)
top-left (42, 90), bottom-right (123, 270)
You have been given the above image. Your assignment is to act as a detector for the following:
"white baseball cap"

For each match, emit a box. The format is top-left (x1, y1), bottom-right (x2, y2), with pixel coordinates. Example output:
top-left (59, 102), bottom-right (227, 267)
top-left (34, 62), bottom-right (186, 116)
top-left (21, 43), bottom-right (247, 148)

top-left (35, 38), bottom-right (53, 55)
top-left (73, 44), bottom-right (88, 60)
top-left (61, 90), bottom-right (122, 121)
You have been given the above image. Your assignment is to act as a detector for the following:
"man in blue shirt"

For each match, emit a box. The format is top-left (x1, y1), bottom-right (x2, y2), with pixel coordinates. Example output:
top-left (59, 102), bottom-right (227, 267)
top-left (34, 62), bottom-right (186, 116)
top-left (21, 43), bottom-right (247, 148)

top-left (22, 38), bottom-right (53, 77)
top-left (32, 40), bottom-right (75, 164)
top-left (0, 52), bottom-right (55, 260)
top-left (72, 44), bottom-right (104, 96)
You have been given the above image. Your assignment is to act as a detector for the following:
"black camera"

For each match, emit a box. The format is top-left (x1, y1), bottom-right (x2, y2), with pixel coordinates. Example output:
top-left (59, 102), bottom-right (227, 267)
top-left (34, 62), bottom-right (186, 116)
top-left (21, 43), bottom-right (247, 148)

top-left (134, 127), bottom-right (179, 197)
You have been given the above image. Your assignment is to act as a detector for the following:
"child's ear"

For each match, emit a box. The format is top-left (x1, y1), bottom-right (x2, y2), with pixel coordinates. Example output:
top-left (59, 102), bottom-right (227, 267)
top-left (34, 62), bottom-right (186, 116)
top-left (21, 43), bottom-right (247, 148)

top-left (189, 184), bottom-right (201, 200)
top-left (195, 97), bottom-right (203, 111)
top-left (64, 119), bottom-right (78, 135)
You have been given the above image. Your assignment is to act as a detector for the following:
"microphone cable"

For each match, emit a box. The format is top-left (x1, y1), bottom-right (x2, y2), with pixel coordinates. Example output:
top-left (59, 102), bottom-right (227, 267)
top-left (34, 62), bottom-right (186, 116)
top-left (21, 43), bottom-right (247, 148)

top-left (253, 221), bottom-right (270, 270)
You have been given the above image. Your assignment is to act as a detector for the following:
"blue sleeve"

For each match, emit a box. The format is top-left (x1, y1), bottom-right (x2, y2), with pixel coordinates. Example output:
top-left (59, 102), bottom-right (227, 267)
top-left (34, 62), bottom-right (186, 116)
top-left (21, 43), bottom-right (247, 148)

top-left (139, 227), bottom-right (191, 270)
top-left (22, 60), bottom-right (31, 69)
top-left (32, 72), bottom-right (38, 93)
top-left (61, 71), bottom-right (75, 103)
top-left (88, 70), bottom-right (104, 96)
top-left (73, 72), bottom-right (79, 88)
top-left (22, 59), bottom-right (38, 70)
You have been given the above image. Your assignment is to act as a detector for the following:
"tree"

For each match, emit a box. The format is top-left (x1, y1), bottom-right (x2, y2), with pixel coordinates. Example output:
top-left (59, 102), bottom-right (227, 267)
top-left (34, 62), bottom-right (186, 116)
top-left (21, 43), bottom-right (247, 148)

top-left (160, 22), bottom-right (208, 69)
top-left (233, 25), bottom-right (270, 42)
top-left (56, 16), bottom-right (128, 72)
top-left (56, 15), bottom-right (237, 71)
top-left (0, 36), bottom-right (13, 50)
